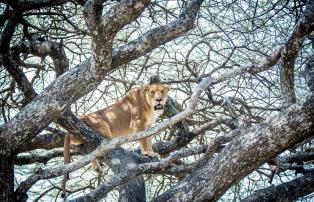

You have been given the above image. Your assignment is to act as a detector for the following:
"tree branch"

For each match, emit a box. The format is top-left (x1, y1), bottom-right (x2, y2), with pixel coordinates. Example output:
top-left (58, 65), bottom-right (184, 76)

top-left (15, 150), bottom-right (69, 165)
top-left (153, 116), bottom-right (230, 155)
top-left (18, 132), bottom-right (65, 153)
top-left (242, 173), bottom-right (314, 202)
top-left (87, 0), bottom-right (150, 68)
top-left (111, 0), bottom-right (204, 69)
top-left (280, 0), bottom-right (314, 108)
top-left (304, 53), bottom-right (314, 91)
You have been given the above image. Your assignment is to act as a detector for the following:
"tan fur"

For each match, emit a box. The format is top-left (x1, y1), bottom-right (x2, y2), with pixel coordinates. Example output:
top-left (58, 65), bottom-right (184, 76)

top-left (61, 84), bottom-right (170, 197)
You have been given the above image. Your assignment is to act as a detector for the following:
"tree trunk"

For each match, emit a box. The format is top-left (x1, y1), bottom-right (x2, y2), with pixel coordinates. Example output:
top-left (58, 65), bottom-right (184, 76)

top-left (0, 155), bottom-right (15, 202)
top-left (103, 149), bottom-right (146, 202)
top-left (108, 150), bottom-right (146, 202)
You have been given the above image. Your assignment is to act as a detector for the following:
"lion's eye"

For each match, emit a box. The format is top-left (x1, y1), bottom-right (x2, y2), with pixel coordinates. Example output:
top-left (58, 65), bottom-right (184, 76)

top-left (161, 90), bottom-right (164, 94)
top-left (151, 91), bottom-right (155, 95)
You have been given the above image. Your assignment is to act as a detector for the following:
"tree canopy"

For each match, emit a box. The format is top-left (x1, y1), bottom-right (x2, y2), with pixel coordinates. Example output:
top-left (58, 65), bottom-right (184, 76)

top-left (0, 0), bottom-right (314, 201)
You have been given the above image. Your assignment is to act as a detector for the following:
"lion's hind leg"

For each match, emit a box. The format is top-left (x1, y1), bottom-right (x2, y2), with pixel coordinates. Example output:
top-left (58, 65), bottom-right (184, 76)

top-left (92, 159), bottom-right (105, 173)
top-left (88, 121), bottom-right (113, 174)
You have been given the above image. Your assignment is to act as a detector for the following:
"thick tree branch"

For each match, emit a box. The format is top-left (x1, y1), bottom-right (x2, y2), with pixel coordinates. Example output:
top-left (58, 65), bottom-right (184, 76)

top-left (153, 117), bottom-right (230, 155)
top-left (18, 132), bottom-right (66, 153)
top-left (0, 10), bottom-right (24, 202)
top-left (87, 0), bottom-right (150, 68)
top-left (280, 0), bottom-right (314, 108)
top-left (15, 151), bottom-right (68, 165)
top-left (242, 173), bottom-right (314, 202)
top-left (269, 151), bottom-right (314, 177)
top-left (305, 53), bottom-right (314, 91)
top-left (111, 0), bottom-right (204, 69)
top-left (276, 151), bottom-right (314, 165)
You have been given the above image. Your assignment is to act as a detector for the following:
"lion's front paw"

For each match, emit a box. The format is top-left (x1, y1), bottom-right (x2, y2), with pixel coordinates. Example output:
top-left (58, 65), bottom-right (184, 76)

top-left (142, 151), bottom-right (159, 158)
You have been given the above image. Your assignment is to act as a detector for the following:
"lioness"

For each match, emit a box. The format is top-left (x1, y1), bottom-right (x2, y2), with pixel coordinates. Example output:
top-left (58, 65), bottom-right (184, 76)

top-left (62, 83), bottom-right (170, 197)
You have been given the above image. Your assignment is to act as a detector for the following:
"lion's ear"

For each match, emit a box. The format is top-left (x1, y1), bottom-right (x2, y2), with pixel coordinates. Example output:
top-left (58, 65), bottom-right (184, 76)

top-left (144, 85), bottom-right (150, 92)
top-left (163, 84), bottom-right (171, 93)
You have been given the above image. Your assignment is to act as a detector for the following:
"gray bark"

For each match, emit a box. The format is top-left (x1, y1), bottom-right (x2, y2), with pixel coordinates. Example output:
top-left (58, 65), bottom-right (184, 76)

top-left (242, 173), bottom-right (314, 202)
top-left (280, 0), bottom-right (314, 108)
top-left (0, 156), bottom-right (14, 201)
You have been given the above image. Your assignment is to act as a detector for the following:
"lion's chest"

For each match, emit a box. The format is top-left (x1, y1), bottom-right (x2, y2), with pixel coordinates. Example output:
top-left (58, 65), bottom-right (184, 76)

top-left (150, 109), bottom-right (163, 125)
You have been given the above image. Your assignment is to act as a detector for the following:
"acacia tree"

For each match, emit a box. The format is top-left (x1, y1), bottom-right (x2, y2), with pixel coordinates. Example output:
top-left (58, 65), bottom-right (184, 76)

top-left (0, 0), bottom-right (314, 201)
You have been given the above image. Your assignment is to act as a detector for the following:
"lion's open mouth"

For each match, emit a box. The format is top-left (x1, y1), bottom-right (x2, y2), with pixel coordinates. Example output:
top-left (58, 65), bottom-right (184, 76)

top-left (154, 104), bottom-right (164, 110)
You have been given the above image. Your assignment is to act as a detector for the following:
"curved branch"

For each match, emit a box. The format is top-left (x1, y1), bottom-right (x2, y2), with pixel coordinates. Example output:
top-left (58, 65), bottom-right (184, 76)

top-left (111, 0), bottom-right (204, 69)
top-left (87, 0), bottom-right (150, 68)
top-left (18, 132), bottom-right (65, 153)
top-left (280, 0), bottom-right (314, 108)
top-left (15, 151), bottom-right (67, 165)
top-left (153, 116), bottom-right (230, 155)
top-left (242, 173), bottom-right (314, 202)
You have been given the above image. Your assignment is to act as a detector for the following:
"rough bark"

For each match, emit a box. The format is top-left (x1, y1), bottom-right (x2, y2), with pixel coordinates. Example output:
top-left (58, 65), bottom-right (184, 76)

top-left (0, 156), bottom-right (14, 202)
top-left (280, 0), bottom-right (314, 108)
top-left (242, 173), bottom-right (314, 202)
top-left (0, 9), bottom-right (21, 202)
top-left (17, 132), bottom-right (66, 153)
top-left (305, 54), bottom-right (314, 91)
top-left (154, 93), bottom-right (314, 201)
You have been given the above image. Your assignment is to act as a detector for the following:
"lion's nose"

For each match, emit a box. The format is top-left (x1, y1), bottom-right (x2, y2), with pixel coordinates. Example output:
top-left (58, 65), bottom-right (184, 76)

top-left (156, 98), bottom-right (162, 102)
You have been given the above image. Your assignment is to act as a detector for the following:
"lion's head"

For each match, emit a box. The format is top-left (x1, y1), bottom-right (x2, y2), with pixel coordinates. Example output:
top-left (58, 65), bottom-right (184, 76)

top-left (144, 84), bottom-right (170, 111)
